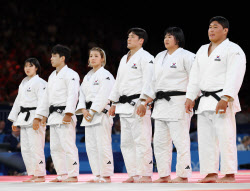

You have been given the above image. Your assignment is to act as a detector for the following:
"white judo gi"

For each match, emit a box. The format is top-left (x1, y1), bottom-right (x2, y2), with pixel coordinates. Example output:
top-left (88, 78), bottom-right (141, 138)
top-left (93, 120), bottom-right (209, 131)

top-left (109, 48), bottom-right (154, 177)
top-left (143, 48), bottom-right (195, 178)
top-left (76, 67), bottom-right (115, 177)
top-left (186, 38), bottom-right (246, 175)
top-left (8, 75), bottom-right (47, 176)
top-left (35, 65), bottom-right (80, 177)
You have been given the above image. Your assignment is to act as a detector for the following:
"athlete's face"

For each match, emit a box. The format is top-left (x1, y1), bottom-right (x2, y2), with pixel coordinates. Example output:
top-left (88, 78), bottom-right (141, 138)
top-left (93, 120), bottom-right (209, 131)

top-left (164, 34), bottom-right (178, 50)
top-left (24, 62), bottom-right (37, 77)
top-left (208, 21), bottom-right (228, 43)
top-left (127, 32), bottom-right (144, 50)
top-left (89, 50), bottom-right (103, 68)
top-left (50, 53), bottom-right (64, 68)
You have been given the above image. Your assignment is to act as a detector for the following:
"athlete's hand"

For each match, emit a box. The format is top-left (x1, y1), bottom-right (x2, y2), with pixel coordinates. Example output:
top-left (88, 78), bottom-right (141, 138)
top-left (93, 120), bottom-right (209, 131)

top-left (216, 100), bottom-right (228, 114)
top-left (33, 118), bottom-right (41, 130)
top-left (108, 105), bottom-right (116, 116)
top-left (41, 116), bottom-right (47, 127)
top-left (144, 97), bottom-right (154, 108)
top-left (137, 104), bottom-right (146, 117)
top-left (12, 124), bottom-right (18, 131)
top-left (185, 98), bottom-right (195, 114)
top-left (62, 113), bottom-right (72, 124)
top-left (82, 109), bottom-right (93, 122)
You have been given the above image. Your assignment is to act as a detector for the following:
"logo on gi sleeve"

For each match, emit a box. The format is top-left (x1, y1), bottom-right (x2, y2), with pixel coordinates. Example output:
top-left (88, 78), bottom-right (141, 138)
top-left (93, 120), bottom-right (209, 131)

top-left (27, 87), bottom-right (31, 92)
top-left (170, 63), bottom-right (177, 68)
top-left (93, 80), bottom-right (99, 85)
top-left (131, 63), bottom-right (137, 69)
top-left (214, 55), bottom-right (221, 61)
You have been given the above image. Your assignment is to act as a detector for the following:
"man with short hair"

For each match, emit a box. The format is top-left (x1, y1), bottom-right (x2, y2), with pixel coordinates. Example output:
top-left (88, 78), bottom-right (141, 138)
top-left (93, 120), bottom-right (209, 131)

top-left (185, 16), bottom-right (246, 183)
top-left (34, 44), bottom-right (80, 182)
top-left (109, 28), bottom-right (154, 183)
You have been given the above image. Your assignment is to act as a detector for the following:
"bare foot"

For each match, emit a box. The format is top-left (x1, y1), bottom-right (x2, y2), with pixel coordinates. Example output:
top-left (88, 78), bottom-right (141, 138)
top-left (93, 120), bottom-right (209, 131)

top-left (62, 177), bottom-right (78, 182)
top-left (86, 176), bottom-right (100, 183)
top-left (169, 177), bottom-right (188, 183)
top-left (50, 178), bottom-right (62, 182)
top-left (198, 173), bottom-right (218, 183)
top-left (49, 175), bottom-right (68, 182)
top-left (23, 176), bottom-right (37, 182)
top-left (135, 176), bottom-right (152, 183)
top-left (122, 176), bottom-right (139, 183)
top-left (216, 174), bottom-right (235, 183)
top-left (153, 176), bottom-right (171, 183)
top-left (98, 177), bottom-right (111, 183)
top-left (33, 176), bottom-right (45, 182)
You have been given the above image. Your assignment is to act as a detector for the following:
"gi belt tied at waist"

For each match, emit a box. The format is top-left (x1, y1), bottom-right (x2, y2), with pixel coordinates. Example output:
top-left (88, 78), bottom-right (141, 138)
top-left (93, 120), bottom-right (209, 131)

top-left (18, 106), bottom-right (37, 121)
top-left (116, 94), bottom-right (141, 106)
top-left (154, 91), bottom-right (186, 102)
top-left (194, 89), bottom-right (223, 111)
top-left (49, 105), bottom-right (66, 115)
top-left (85, 101), bottom-right (109, 114)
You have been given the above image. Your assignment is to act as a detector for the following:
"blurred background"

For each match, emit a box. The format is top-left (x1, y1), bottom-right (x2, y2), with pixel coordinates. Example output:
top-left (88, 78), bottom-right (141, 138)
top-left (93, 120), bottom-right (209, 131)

top-left (0, 0), bottom-right (249, 176)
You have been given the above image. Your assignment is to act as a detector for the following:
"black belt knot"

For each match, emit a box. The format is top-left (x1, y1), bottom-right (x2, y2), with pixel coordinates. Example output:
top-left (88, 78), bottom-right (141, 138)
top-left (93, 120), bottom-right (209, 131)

top-left (194, 89), bottom-right (223, 111)
top-left (117, 94), bottom-right (140, 106)
top-left (18, 106), bottom-right (37, 121)
top-left (49, 105), bottom-right (66, 115)
top-left (154, 91), bottom-right (186, 102)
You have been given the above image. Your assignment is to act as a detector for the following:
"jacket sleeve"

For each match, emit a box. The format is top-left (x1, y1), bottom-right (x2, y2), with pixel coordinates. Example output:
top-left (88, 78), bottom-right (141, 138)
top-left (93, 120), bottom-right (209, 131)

top-left (64, 72), bottom-right (80, 114)
top-left (91, 75), bottom-right (115, 113)
top-left (222, 48), bottom-right (246, 101)
top-left (35, 80), bottom-right (47, 111)
top-left (108, 65), bottom-right (121, 102)
top-left (75, 81), bottom-right (86, 115)
top-left (184, 52), bottom-right (195, 76)
top-left (141, 62), bottom-right (156, 99)
top-left (140, 56), bottom-right (154, 100)
top-left (186, 51), bottom-right (201, 101)
top-left (35, 83), bottom-right (50, 118)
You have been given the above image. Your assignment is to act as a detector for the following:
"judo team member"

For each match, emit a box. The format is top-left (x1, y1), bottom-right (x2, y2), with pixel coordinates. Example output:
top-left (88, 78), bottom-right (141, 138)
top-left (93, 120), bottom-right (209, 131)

top-left (76, 47), bottom-right (115, 183)
top-left (109, 28), bottom-right (154, 183)
top-left (8, 58), bottom-right (47, 182)
top-left (185, 16), bottom-right (246, 183)
top-left (143, 27), bottom-right (195, 183)
top-left (33, 44), bottom-right (80, 182)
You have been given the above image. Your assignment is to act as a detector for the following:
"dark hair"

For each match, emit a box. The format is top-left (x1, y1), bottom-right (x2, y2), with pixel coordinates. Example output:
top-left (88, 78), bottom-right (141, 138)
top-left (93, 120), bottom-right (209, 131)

top-left (164, 27), bottom-right (185, 48)
top-left (209, 16), bottom-right (229, 29)
top-left (51, 44), bottom-right (71, 63)
top-left (24, 57), bottom-right (41, 75)
top-left (127, 27), bottom-right (148, 46)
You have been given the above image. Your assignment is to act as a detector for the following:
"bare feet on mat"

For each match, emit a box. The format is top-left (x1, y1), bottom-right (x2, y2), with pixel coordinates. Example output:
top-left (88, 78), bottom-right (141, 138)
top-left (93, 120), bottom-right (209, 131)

top-left (153, 176), bottom-right (171, 183)
top-left (122, 176), bottom-right (139, 183)
top-left (49, 174), bottom-right (68, 182)
top-left (86, 176), bottom-right (100, 183)
top-left (33, 176), bottom-right (45, 182)
top-left (98, 176), bottom-right (111, 183)
top-left (62, 176), bottom-right (78, 182)
top-left (135, 176), bottom-right (152, 183)
top-left (23, 176), bottom-right (37, 182)
top-left (168, 177), bottom-right (188, 183)
top-left (198, 173), bottom-right (218, 183)
top-left (49, 178), bottom-right (62, 182)
top-left (216, 174), bottom-right (236, 183)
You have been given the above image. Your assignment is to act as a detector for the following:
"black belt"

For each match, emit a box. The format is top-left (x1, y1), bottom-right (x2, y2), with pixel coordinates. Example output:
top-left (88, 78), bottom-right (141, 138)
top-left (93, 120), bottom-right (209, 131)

top-left (49, 105), bottom-right (66, 115)
top-left (194, 89), bottom-right (223, 111)
top-left (115, 94), bottom-right (140, 106)
top-left (18, 106), bottom-right (37, 121)
top-left (154, 91), bottom-right (186, 102)
top-left (85, 102), bottom-right (108, 114)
